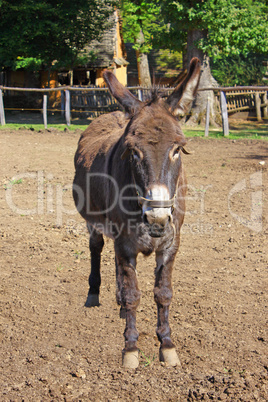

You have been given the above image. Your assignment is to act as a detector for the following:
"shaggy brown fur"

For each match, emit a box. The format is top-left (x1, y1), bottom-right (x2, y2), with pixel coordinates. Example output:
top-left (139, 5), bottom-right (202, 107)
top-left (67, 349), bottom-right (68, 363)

top-left (73, 58), bottom-right (201, 366)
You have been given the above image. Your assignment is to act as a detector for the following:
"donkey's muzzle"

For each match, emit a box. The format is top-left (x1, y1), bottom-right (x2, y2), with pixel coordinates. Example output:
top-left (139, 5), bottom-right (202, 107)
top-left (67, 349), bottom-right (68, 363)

top-left (143, 211), bottom-right (172, 238)
top-left (147, 222), bottom-right (166, 238)
top-left (140, 185), bottom-right (175, 237)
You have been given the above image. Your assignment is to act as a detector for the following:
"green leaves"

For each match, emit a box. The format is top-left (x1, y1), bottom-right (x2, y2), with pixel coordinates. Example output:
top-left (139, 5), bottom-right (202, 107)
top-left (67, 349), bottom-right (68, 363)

top-left (211, 53), bottom-right (267, 86)
top-left (160, 0), bottom-right (268, 58)
top-left (121, 0), bottom-right (166, 53)
top-left (0, 0), bottom-right (117, 70)
top-left (15, 57), bottom-right (43, 71)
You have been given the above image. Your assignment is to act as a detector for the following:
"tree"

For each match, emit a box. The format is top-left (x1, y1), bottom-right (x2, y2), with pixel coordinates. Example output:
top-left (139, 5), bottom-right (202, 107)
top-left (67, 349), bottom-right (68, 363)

top-left (121, 0), bottom-right (165, 86)
top-left (159, 0), bottom-right (268, 125)
top-left (211, 53), bottom-right (267, 87)
top-left (0, 0), bottom-right (116, 78)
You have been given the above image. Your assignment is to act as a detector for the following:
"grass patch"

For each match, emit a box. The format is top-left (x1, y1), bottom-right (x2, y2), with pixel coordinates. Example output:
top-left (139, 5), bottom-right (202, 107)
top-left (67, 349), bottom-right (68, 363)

top-left (3, 178), bottom-right (23, 190)
top-left (139, 349), bottom-right (156, 367)
top-left (0, 123), bottom-right (86, 131)
top-left (1, 121), bottom-right (267, 139)
top-left (184, 126), bottom-right (268, 140)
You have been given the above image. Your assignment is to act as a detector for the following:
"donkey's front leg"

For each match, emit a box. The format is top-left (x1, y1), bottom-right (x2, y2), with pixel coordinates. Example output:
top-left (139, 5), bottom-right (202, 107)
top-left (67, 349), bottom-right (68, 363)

top-left (154, 251), bottom-right (181, 367)
top-left (115, 248), bottom-right (140, 369)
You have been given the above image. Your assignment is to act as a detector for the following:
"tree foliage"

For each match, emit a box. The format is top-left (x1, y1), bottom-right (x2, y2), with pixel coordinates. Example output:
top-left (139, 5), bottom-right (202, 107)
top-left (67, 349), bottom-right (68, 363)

top-left (160, 0), bottom-right (268, 60)
top-left (121, 0), bottom-right (164, 54)
top-left (211, 53), bottom-right (267, 86)
top-left (155, 50), bottom-right (183, 76)
top-left (0, 0), bottom-right (116, 71)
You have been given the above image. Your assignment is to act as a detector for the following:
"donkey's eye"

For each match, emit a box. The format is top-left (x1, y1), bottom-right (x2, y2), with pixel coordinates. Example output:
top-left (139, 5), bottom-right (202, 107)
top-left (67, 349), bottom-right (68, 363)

top-left (172, 146), bottom-right (181, 160)
top-left (132, 148), bottom-right (143, 162)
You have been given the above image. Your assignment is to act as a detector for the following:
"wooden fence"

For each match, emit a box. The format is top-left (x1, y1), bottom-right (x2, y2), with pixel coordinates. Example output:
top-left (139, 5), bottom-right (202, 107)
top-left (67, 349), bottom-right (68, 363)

top-left (214, 87), bottom-right (268, 121)
top-left (0, 85), bottom-right (267, 136)
top-left (0, 85), bottom-right (162, 127)
top-left (69, 87), bottom-right (156, 118)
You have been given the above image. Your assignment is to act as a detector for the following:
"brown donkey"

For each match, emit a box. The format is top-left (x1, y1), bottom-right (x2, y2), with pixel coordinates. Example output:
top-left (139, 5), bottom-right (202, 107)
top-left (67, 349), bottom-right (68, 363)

top-left (73, 58), bottom-right (201, 368)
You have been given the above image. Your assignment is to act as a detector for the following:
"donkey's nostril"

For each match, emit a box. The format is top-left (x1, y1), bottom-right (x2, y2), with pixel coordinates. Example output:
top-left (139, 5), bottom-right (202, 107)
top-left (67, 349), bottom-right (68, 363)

top-left (143, 214), bottom-right (149, 225)
top-left (144, 210), bottom-right (171, 227)
top-left (143, 210), bottom-right (173, 238)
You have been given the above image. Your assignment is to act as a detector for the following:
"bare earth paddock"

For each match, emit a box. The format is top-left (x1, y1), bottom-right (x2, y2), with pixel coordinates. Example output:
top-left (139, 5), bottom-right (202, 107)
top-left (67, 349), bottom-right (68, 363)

top-left (0, 127), bottom-right (267, 401)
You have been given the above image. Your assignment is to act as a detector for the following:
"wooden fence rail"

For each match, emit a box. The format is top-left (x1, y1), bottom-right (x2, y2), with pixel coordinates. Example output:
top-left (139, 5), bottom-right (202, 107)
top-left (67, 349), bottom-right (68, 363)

top-left (0, 85), bottom-right (267, 133)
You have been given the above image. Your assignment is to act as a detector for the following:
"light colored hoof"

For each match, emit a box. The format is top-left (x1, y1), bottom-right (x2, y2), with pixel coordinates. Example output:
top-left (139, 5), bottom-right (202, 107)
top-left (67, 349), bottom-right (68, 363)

top-left (85, 293), bottom-right (99, 307)
top-left (122, 350), bottom-right (139, 369)
top-left (159, 348), bottom-right (181, 367)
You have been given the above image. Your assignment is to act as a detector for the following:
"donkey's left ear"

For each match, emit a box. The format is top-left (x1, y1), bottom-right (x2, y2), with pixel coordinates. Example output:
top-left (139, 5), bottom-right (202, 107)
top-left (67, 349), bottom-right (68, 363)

top-left (166, 58), bottom-right (201, 117)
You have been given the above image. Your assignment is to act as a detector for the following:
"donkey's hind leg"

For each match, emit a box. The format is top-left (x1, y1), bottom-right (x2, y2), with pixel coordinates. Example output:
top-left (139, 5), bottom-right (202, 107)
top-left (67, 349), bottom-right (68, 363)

top-left (85, 224), bottom-right (104, 307)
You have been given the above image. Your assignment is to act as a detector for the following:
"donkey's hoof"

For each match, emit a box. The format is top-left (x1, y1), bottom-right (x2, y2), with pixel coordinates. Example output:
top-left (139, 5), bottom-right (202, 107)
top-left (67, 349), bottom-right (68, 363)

top-left (85, 293), bottom-right (99, 307)
top-left (122, 350), bottom-right (139, 369)
top-left (120, 307), bottom-right (126, 319)
top-left (159, 348), bottom-right (181, 367)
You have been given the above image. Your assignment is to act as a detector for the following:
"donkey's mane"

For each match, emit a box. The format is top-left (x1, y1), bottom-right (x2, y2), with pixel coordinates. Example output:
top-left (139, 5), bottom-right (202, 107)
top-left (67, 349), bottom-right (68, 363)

top-left (145, 87), bottom-right (168, 104)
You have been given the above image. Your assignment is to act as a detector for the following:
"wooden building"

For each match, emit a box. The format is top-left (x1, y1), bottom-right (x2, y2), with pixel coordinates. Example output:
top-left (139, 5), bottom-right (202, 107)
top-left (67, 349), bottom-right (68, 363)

top-left (57, 10), bottom-right (128, 88)
top-left (1, 10), bottom-right (128, 107)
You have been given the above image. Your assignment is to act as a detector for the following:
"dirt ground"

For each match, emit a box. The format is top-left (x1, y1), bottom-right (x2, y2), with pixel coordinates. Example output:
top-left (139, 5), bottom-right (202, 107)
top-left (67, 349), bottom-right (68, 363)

top-left (0, 127), bottom-right (267, 401)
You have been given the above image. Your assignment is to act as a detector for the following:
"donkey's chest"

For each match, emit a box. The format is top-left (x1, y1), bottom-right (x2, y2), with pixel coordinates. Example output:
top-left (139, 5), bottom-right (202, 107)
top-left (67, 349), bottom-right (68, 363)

top-left (125, 221), bottom-right (175, 256)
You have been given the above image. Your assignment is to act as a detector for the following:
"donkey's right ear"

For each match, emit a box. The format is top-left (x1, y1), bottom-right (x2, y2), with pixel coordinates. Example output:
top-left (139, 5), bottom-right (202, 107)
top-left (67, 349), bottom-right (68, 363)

top-left (103, 70), bottom-right (143, 116)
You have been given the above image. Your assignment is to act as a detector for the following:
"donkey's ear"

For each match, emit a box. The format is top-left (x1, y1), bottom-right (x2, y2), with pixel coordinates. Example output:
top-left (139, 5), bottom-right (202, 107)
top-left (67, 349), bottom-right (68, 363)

top-left (103, 70), bottom-right (142, 116)
top-left (166, 58), bottom-right (201, 117)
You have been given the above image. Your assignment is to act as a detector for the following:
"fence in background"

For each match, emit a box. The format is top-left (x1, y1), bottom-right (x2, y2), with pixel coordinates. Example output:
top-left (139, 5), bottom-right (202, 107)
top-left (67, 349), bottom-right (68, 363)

top-left (0, 85), bottom-right (168, 128)
top-left (200, 86), bottom-right (268, 136)
top-left (0, 85), bottom-right (267, 136)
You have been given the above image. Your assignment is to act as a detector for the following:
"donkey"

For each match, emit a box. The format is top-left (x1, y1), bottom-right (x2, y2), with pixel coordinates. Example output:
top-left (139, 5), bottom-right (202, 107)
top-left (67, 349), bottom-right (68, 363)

top-left (73, 58), bottom-right (201, 369)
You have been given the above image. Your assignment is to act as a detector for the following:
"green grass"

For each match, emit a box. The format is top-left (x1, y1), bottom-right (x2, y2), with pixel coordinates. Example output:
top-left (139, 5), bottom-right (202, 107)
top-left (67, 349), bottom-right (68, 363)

top-left (139, 349), bottom-right (156, 367)
top-left (184, 126), bottom-right (268, 140)
top-left (0, 123), bottom-right (85, 131)
top-left (3, 178), bottom-right (23, 190)
top-left (1, 122), bottom-right (267, 139)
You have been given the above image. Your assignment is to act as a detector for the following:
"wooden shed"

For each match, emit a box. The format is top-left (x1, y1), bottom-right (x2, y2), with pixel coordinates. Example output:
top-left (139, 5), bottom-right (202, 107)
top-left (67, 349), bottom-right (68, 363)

top-left (2, 10), bottom-right (128, 107)
top-left (57, 10), bottom-right (128, 88)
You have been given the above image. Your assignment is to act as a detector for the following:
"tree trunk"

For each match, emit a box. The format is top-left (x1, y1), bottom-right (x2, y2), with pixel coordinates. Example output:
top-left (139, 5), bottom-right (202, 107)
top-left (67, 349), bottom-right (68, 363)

top-left (69, 70), bottom-right (74, 86)
top-left (47, 68), bottom-right (51, 89)
top-left (186, 29), bottom-right (220, 127)
top-left (135, 30), bottom-right (151, 87)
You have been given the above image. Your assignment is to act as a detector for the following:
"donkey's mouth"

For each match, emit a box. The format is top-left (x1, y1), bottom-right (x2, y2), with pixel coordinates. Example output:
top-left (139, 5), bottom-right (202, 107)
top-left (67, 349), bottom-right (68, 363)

top-left (147, 223), bottom-right (166, 238)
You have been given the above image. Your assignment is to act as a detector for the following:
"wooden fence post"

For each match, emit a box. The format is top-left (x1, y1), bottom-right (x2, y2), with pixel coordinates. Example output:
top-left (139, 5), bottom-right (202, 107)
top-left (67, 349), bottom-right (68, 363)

top-left (255, 92), bottom-right (262, 121)
top-left (0, 89), bottom-right (6, 126)
top-left (43, 94), bottom-right (48, 129)
top-left (205, 98), bottom-right (210, 137)
top-left (220, 91), bottom-right (229, 136)
top-left (65, 90), bottom-right (71, 126)
top-left (261, 92), bottom-right (267, 120)
top-left (138, 89), bottom-right (143, 101)
top-left (61, 90), bottom-right (65, 116)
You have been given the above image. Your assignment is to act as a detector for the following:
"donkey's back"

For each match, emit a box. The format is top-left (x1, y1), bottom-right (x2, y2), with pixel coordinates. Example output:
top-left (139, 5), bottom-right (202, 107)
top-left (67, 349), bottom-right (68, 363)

top-left (74, 111), bottom-right (127, 173)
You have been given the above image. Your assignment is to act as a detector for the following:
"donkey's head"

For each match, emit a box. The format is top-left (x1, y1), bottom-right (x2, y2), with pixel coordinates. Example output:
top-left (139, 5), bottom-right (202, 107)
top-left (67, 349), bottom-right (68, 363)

top-left (103, 58), bottom-right (201, 237)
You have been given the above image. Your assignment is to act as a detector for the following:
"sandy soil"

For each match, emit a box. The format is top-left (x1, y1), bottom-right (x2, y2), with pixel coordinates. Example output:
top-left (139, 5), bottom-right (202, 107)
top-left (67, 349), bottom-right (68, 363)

top-left (0, 127), bottom-right (267, 401)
